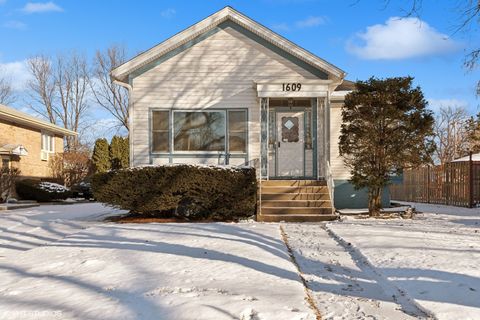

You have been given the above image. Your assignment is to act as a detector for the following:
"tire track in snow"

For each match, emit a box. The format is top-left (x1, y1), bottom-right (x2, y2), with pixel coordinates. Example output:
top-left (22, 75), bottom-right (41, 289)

top-left (279, 225), bottom-right (323, 320)
top-left (324, 224), bottom-right (436, 319)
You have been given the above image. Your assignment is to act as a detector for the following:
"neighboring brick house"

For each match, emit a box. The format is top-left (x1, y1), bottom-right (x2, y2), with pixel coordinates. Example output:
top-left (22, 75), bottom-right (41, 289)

top-left (0, 103), bottom-right (77, 179)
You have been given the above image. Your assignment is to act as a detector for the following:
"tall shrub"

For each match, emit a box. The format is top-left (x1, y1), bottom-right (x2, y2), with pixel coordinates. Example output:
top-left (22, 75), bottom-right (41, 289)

top-left (92, 138), bottom-right (110, 173)
top-left (109, 136), bottom-right (129, 170)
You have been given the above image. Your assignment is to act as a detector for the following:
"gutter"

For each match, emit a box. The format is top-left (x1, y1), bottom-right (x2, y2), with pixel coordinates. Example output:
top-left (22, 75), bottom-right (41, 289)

top-left (112, 79), bottom-right (134, 167)
top-left (0, 108), bottom-right (77, 137)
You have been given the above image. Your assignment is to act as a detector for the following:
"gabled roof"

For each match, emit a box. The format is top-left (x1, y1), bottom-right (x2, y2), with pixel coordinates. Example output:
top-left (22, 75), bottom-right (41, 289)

top-left (111, 6), bottom-right (346, 83)
top-left (0, 104), bottom-right (77, 136)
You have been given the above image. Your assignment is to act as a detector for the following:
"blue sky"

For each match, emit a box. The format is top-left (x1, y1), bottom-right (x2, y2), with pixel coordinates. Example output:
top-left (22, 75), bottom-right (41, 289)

top-left (0, 0), bottom-right (479, 137)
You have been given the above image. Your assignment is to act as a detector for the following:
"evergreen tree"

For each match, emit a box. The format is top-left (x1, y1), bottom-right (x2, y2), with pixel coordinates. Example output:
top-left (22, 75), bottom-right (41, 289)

top-left (92, 138), bottom-right (110, 173)
top-left (466, 113), bottom-right (480, 153)
top-left (339, 77), bottom-right (435, 216)
top-left (110, 136), bottom-right (129, 170)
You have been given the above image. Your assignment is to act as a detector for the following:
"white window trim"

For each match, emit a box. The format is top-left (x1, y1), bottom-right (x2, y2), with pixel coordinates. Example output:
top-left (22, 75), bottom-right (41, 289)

top-left (41, 131), bottom-right (55, 153)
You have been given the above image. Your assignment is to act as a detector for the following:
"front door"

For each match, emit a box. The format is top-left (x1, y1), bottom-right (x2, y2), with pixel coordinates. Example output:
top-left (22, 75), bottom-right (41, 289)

top-left (276, 111), bottom-right (304, 177)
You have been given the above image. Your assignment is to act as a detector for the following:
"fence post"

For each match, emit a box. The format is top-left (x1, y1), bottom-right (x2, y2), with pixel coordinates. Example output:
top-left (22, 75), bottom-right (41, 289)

top-left (427, 166), bottom-right (430, 203)
top-left (469, 151), bottom-right (474, 208)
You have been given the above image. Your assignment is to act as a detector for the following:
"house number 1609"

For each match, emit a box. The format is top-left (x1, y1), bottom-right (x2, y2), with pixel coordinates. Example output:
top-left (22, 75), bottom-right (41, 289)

top-left (282, 83), bottom-right (302, 92)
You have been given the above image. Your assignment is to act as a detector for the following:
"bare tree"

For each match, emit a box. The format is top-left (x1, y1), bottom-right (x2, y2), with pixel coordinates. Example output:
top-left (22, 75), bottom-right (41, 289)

top-left (0, 68), bottom-right (16, 105)
top-left (433, 106), bottom-right (471, 164)
top-left (27, 52), bottom-right (91, 150)
top-left (90, 45), bottom-right (129, 132)
top-left (27, 56), bottom-right (56, 123)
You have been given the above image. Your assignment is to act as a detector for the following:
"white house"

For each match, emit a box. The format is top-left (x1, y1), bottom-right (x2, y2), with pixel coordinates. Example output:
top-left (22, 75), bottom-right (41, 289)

top-left (111, 6), bottom-right (384, 221)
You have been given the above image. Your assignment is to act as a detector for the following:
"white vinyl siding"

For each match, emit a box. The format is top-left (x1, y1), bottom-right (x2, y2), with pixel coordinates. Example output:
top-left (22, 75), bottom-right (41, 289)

top-left (130, 26), bottom-right (317, 167)
top-left (330, 102), bottom-right (350, 180)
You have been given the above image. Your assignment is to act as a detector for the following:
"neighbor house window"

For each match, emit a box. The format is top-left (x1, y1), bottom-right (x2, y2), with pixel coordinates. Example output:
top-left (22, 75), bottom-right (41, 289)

top-left (41, 132), bottom-right (54, 153)
top-left (173, 111), bottom-right (226, 152)
top-left (152, 111), bottom-right (170, 152)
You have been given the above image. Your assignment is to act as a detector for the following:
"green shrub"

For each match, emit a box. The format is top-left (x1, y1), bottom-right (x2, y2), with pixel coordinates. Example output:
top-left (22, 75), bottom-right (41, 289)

top-left (16, 180), bottom-right (73, 202)
top-left (92, 164), bottom-right (257, 221)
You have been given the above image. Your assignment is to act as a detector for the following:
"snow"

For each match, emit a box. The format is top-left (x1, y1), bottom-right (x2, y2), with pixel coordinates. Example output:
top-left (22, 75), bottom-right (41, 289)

top-left (0, 203), bottom-right (124, 257)
top-left (0, 203), bottom-right (315, 320)
top-left (38, 181), bottom-right (69, 193)
top-left (132, 163), bottom-right (254, 172)
top-left (1, 201), bottom-right (478, 319)
top-left (326, 202), bottom-right (480, 320)
top-left (283, 223), bottom-right (428, 319)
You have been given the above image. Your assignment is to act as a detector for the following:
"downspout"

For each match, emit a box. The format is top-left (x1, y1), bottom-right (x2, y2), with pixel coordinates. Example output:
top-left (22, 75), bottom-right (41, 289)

top-left (112, 78), bottom-right (134, 167)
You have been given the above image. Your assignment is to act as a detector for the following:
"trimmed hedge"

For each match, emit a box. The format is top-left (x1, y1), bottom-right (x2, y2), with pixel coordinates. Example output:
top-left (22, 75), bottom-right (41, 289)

top-left (91, 165), bottom-right (257, 221)
top-left (16, 179), bottom-right (73, 202)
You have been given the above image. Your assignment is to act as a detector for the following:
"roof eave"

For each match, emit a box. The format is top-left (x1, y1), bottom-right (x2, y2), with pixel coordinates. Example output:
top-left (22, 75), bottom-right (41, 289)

top-left (111, 6), bottom-right (345, 83)
top-left (0, 109), bottom-right (77, 136)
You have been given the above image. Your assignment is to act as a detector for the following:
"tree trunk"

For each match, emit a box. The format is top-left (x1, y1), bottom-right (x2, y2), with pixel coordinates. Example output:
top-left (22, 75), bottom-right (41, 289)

top-left (368, 187), bottom-right (382, 217)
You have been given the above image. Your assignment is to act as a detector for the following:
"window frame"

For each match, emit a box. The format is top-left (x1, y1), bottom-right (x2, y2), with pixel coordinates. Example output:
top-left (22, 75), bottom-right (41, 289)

top-left (149, 108), bottom-right (248, 156)
top-left (227, 109), bottom-right (248, 154)
top-left (41, 131), bottom-right (55, 153)
top-left (151, 110), bottom-right (171, 153)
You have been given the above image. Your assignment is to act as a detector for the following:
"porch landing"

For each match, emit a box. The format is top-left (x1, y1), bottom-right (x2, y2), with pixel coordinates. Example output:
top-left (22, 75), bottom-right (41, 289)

top-left (257, 180), bottom-right (337, 222)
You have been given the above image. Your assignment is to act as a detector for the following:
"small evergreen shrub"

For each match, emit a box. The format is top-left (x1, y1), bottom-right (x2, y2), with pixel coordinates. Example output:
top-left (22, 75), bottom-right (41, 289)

top-left (91, 164), bottom-right (257, 221)
top-left (16, 179), bottom-right (73, 202)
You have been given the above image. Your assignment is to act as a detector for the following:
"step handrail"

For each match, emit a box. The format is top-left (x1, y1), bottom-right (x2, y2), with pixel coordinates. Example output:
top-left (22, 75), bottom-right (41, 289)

top-left (325, 160), bottom-right (335, 206)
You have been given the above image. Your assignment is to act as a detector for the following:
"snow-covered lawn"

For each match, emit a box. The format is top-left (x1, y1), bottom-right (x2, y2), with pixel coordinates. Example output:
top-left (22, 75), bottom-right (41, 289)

top-left (1, 202), bottom-right (478, 319)
top-left (325, 203), bottom-right (480, 320)
top-left (0, 203), bottom-right (314, 320)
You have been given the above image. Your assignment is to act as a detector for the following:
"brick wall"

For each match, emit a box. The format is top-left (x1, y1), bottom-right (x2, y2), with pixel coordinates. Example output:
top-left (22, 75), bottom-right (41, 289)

top-left (0, 119), bottom-right (65, 178)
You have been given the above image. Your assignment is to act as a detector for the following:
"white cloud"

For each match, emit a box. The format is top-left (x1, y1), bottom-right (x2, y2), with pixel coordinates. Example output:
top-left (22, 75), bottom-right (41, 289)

top-left (271, 23), bottom-right (290, 32)
top-left (272, 15), bottom-right (327, 32)
top-left (3, 20), bottom-right (27, 30)
top-left (427, 98), bottom-right (469, 113)
top-left (0, 60), bottom-right (32, 91)
top-left (160, 8), bottom-right (176, 18)
top-left (22, 1), bottom-right (63, 14)
top-left (296, 16), bottom-right (327, 28)
top-left (347, 17), bottom-right (461, 60)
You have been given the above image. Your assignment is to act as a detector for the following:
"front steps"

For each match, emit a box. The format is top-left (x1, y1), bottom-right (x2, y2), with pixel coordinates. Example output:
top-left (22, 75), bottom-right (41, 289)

top-left (257, 180), bottom-right (337, 222)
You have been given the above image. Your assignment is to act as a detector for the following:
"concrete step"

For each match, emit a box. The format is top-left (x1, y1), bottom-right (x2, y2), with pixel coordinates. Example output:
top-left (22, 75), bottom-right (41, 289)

top-left (261, 180), bottom-right (327, 187)
top-left (260, 186), bottom-right (329, 194)
top-left (261, 200), bottom-right (332, 208)
top-left (257, 214), bottom-right (338, 222)
top-left (261, 193), bottom-right (331, 201)
top-left (260, 207), bottom-right (334, 215)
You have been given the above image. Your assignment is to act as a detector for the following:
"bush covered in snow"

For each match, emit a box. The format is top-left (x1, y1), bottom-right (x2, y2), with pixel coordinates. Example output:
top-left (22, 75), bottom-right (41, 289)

top-left (91, 164), bottom-right (257, 220)
top-left (16, 179), bottom-right (73, 202)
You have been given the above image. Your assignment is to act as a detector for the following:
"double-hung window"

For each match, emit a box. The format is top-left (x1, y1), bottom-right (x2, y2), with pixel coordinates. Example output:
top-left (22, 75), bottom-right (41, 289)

top-left (151, 111), bottom-right (170, 152)
top-left (41, 132), bottom-right (54, 161)
top-left (151, 109), bottom-right (247, 154)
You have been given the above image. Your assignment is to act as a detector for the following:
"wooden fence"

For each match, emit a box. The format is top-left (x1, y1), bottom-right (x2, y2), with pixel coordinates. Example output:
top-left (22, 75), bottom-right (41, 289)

top-left (390, 160), bottom-right (480, 208)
